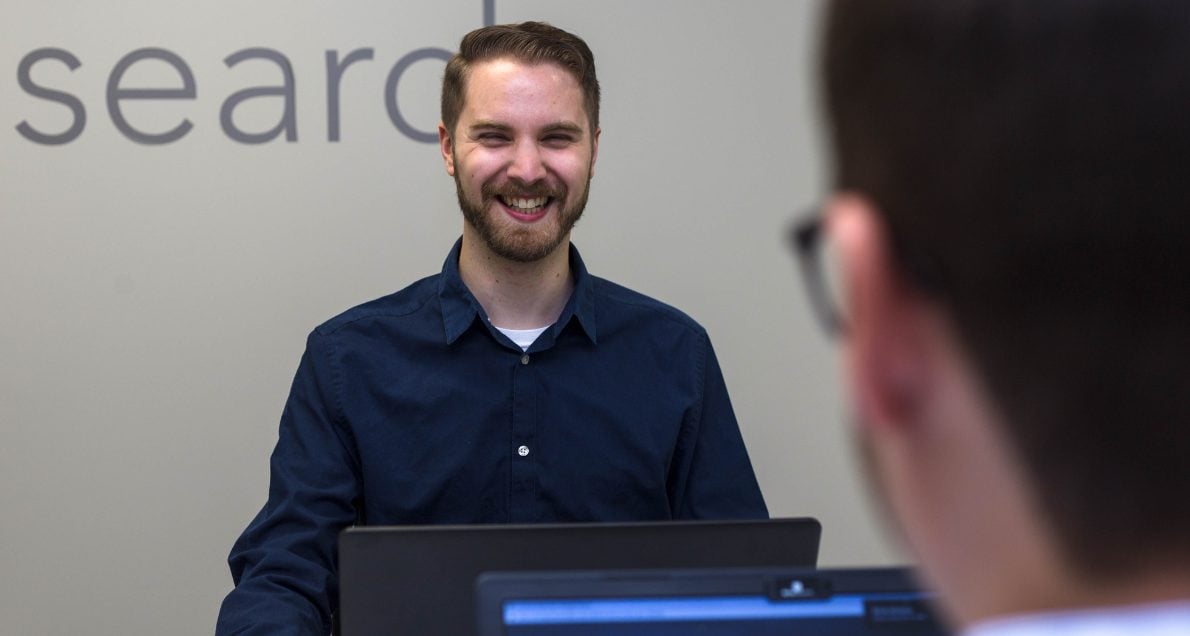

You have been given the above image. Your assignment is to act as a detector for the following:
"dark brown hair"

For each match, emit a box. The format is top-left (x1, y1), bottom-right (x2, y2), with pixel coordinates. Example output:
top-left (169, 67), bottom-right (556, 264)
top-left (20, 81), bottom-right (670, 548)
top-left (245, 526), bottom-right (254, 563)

top-left (824, 0), bottom-right (1190, 577)
top-left (441, 21), bottom-right (600, 135)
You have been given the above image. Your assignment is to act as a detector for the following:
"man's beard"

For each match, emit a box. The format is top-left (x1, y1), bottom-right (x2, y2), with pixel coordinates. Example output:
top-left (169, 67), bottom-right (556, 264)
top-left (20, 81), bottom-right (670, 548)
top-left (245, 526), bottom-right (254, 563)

top-left (454, 170), bottom-right (591, 263)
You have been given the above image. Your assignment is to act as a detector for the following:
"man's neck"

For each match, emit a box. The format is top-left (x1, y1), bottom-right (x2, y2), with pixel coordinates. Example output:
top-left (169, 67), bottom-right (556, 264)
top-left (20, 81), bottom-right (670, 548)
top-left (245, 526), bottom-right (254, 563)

top-left (457, 231), bottom-right (575, 329)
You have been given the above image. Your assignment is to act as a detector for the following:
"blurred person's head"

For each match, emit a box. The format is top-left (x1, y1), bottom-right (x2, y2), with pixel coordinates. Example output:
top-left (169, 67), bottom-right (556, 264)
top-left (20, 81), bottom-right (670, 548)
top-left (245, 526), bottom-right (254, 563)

top-left (815, 0), bottom-right (1190, 627)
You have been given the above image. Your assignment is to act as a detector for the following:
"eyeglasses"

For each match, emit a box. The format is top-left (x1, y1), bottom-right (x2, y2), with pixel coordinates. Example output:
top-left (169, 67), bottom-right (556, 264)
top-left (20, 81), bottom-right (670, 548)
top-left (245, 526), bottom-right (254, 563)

top-left (790, 210), bottom-right (949, 338)
top-left (789, 212), bottom-right (847, 336)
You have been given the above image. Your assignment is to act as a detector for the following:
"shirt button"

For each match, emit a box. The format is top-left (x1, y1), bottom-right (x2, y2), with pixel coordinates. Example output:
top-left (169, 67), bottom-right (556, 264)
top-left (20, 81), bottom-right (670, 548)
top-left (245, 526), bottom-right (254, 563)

top-left (517, 445), bottom-right (530, 457)
top-left (520, 354), bottom-right (530, 365)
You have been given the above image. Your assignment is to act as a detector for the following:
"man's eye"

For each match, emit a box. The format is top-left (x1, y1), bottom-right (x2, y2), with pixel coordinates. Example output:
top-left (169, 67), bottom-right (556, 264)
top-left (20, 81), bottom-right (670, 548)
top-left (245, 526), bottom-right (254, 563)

top-left (543, 135), bottom-right (575, 145)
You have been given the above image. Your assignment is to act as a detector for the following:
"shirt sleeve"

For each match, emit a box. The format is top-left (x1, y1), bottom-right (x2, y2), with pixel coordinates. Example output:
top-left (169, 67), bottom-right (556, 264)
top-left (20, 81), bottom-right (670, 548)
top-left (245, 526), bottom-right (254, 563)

top-left (668, 331), bottom-right (769, 520)
top-left (216, 331), bottom-right (361, 636)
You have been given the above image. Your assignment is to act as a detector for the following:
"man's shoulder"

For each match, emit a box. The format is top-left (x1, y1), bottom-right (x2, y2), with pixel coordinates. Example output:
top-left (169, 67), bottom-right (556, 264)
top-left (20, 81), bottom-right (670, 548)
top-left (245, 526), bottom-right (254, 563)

top-left (590, 275), bottom-right (707, 337)
top-left (311, 272), bottom-right (441, 337)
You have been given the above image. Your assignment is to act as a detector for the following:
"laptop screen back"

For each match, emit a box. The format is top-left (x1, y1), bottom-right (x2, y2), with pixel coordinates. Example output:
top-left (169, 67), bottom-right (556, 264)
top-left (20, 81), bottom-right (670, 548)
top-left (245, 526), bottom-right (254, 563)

top-left (476, 567), bottom-right (949, 636)
top-left (338, 517), bottom-right (821, 635)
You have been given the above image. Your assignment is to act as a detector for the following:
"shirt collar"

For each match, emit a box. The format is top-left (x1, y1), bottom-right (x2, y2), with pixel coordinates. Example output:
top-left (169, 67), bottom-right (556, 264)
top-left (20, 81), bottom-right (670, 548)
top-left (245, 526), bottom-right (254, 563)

top-left (964, 601), bottom-right (1190, 636)
top-left (438, 238), bottom-right (598, 346)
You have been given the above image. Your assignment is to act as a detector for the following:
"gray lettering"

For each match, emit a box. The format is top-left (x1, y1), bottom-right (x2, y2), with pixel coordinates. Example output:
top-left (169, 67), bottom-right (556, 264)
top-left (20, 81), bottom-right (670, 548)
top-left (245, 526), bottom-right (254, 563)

top-left (106, 48), bottom-right (196, 145)
top-left (384, 47), bottom-right (452, 144)
top-left (325, 48), bottom-right (374, 142)
top-left (220, 48), bottom-right (297, 144)
top-left (16, 48), bottom-right (87, 145)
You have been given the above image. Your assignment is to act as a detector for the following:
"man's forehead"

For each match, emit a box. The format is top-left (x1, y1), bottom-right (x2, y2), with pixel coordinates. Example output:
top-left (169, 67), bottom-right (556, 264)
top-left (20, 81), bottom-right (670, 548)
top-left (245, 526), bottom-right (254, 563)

top-left (465, 58), bottom-right (580, 96)
top-left (470, 56), bottom-right (575, 80)
top-left (459, 57), bottom-right (591, 130)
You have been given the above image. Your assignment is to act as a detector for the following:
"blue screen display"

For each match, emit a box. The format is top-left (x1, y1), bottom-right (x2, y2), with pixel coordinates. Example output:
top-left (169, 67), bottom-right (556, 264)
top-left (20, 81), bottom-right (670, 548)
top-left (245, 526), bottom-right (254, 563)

top-left (502, 593), bottom-right (947, 636)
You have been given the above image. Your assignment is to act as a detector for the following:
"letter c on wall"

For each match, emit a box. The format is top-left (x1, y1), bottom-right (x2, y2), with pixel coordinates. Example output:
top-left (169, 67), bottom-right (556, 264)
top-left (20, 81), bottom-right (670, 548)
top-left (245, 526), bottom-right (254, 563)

top-left (385, 47), bottom-right (452, 144)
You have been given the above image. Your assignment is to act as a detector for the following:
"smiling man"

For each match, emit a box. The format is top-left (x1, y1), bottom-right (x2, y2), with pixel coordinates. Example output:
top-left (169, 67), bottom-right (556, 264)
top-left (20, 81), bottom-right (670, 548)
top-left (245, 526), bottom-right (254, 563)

top-left (216, 22), bottom-right (767, 635)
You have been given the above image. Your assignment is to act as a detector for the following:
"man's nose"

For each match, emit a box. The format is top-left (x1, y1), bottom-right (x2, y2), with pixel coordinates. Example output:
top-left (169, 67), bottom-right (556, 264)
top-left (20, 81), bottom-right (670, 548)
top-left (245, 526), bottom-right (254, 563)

top-left (506, 141), bottom-right (547, 183)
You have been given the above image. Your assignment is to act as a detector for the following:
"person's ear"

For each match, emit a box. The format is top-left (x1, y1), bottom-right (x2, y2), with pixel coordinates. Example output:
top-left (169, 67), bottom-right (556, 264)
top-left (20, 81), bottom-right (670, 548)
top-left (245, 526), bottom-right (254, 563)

top-left (827, 193), bottom-right (934, 432)
top-left (589, 126), bottom-right (600, 178)
top-left (439, 122), bottom-right (456, 176)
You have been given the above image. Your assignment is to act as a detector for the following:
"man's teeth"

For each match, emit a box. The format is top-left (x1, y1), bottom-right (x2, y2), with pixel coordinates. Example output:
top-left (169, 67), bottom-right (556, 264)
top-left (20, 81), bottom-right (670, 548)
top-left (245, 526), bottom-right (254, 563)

top-left (502, 196), bottom-right (549, 211)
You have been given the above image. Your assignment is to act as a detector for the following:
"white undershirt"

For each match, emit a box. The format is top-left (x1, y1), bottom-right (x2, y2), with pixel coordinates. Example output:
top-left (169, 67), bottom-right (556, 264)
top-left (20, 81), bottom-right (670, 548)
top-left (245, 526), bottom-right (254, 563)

top-left (964, 600), bottom-right (1190, 636)
top-left (495, 325), bottom-right (550, 351)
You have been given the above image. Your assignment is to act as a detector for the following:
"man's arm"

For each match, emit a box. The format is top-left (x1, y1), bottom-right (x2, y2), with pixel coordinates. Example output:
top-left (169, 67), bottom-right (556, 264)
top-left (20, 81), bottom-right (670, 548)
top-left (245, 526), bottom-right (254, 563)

top-left (216, 332), bottom-right (361, 636)
top-left (668, 332), bottom-right (769, 519)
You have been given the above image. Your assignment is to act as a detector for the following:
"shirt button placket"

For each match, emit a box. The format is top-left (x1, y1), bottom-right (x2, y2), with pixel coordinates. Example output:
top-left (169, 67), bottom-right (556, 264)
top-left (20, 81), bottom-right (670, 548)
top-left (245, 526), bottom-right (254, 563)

top-left (509, 349), bottom-right (536, 521)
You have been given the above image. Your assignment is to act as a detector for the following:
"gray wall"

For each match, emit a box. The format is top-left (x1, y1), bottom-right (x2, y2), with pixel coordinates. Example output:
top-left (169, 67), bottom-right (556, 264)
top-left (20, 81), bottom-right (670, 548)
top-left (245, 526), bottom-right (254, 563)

top-left (0, 1), bottom-right (901, 633)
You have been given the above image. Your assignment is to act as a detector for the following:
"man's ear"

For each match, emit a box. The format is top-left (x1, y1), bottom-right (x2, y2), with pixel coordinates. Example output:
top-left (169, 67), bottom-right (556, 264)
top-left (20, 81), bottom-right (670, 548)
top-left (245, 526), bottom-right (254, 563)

top-left (827, 193), bottom-right (934, 432)
top-left (589, 126), bottom-right (601, 178)
top-left (438, 122), bottom-right (456, 176)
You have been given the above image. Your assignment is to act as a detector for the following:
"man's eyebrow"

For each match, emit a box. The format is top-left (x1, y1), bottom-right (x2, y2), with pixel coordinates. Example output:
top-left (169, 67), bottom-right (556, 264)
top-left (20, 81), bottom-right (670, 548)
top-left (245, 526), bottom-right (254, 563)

top-left (467, 120), bottom-right (513, 133)
top-left (541, 121), bottom-right (584, 136)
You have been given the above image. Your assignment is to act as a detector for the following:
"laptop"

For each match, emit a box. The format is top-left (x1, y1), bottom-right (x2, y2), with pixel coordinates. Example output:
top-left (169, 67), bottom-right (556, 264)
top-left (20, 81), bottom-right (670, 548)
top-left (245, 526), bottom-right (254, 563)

top-left (337, 517), bottom-right (821, 635)
top-left (476, 566), bottom-right (949, 636)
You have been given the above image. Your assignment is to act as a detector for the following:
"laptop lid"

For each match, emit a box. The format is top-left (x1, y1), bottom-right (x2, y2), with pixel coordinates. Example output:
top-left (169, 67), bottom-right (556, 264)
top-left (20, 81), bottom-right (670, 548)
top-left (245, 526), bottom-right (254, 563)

top-left (476, 566), bottom-right (949, 636)
top-left (338, 517), bottom-right (820, 635)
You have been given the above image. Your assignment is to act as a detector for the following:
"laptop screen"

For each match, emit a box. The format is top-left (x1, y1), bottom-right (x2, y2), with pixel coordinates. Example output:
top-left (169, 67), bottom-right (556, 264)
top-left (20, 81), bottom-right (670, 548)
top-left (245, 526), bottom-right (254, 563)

top-left (478, 567), bottom-right (949, 636)
top-left (338, 518), bottom-right (821, 635)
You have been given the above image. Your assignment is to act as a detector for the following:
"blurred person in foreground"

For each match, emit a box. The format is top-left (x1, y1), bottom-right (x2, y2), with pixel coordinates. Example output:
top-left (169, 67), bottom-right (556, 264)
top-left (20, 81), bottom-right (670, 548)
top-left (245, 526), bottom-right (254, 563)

top-left (799, 1), bottom-right (1190, 634)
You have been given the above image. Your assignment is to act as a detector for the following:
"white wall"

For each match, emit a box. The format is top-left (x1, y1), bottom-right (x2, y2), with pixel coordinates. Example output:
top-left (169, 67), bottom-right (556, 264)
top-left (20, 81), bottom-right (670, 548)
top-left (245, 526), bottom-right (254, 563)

top-left (0, 1), bottom-right (902, 633)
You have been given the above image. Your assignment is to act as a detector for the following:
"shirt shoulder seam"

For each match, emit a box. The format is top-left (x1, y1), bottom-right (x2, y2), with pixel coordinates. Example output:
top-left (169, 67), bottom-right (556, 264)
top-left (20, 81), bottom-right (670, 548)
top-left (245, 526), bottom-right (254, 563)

top-left (591, 276), bottom-right (708, 336)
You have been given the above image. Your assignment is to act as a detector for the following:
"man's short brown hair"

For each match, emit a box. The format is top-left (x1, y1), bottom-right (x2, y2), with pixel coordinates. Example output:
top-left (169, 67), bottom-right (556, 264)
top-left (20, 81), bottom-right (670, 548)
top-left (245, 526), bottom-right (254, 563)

top-left (441, 21), bottom-right (600, 136)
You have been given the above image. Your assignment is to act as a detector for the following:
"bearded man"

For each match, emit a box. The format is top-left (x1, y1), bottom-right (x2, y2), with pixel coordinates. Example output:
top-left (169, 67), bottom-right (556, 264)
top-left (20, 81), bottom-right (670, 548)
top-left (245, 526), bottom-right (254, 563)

top-left (216, 21), bottom-right (767, 636)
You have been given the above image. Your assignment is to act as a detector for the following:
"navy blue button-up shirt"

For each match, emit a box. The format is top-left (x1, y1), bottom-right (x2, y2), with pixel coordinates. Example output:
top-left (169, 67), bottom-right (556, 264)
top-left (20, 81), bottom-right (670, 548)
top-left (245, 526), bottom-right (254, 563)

top-left (217, 240), bottom-right (767, 635)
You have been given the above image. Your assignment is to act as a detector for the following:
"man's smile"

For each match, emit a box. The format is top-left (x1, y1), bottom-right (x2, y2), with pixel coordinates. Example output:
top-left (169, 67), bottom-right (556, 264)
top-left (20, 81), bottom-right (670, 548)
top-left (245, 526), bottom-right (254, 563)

top-left (499, 195), bottom-right (551, 213)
